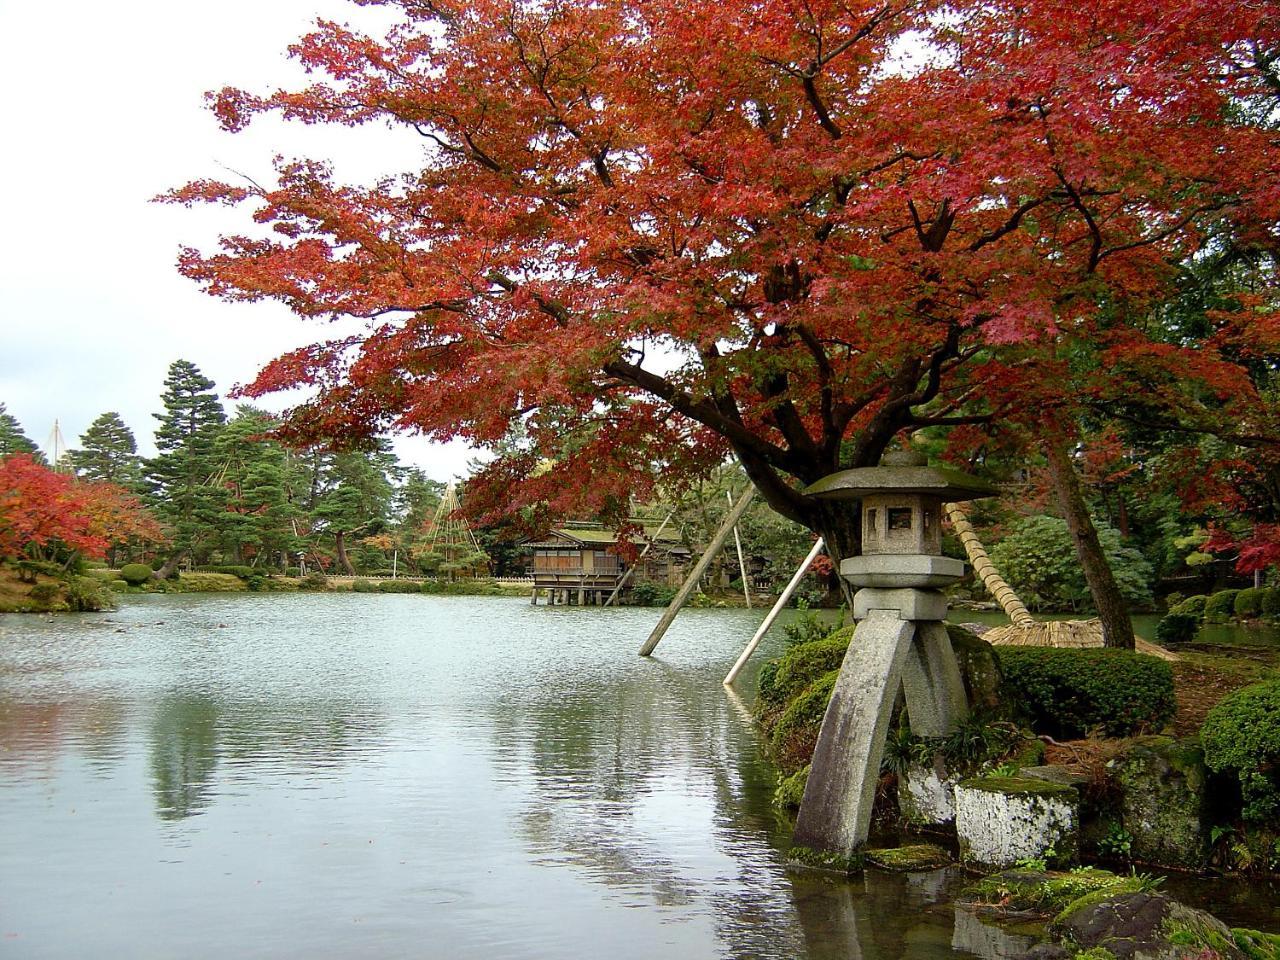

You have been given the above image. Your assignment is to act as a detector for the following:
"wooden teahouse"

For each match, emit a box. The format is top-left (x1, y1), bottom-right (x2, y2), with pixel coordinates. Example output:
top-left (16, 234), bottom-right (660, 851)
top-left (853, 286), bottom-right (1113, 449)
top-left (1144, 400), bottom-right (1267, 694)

top-left (525, 521), bottom-right (689, 605)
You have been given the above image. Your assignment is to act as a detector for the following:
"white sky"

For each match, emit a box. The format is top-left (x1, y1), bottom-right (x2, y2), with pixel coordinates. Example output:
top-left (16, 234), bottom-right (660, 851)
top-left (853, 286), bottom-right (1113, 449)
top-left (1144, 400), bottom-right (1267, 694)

top-left (0, 0), bottom-right (477, 480)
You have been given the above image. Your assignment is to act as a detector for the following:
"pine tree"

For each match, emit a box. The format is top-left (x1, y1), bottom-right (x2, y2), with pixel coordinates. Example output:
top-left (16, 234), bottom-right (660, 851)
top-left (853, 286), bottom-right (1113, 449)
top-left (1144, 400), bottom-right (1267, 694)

top-left (212, 406), bottom-right (305, 567)
top-left (0, 403), bottom-right (42, 461)
top-left (146, 361), bottom-right (228, 573)
top-left (312, 445), bottom-right (397, 575)
top-left (69, 412), bottom-right (142, 488)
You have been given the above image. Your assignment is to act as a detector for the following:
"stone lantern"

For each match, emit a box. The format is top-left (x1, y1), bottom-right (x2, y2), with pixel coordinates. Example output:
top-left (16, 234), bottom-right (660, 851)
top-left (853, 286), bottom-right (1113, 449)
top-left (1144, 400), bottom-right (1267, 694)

top-left (792, 449), bottom-right (996, 858)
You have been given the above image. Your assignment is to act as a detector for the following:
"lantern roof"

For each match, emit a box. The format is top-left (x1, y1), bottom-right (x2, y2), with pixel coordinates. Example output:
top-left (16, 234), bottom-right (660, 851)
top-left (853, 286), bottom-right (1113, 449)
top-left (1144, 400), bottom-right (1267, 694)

top-left (803, 450), bottom-right (997, 502)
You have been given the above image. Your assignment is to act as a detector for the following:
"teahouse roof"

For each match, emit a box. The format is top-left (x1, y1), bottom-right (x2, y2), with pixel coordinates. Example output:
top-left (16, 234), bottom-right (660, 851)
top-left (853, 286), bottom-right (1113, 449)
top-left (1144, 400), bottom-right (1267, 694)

top-left (803, 450), bottom-right (997, 503)
top-left (524, 521), bottom-right (685, 550)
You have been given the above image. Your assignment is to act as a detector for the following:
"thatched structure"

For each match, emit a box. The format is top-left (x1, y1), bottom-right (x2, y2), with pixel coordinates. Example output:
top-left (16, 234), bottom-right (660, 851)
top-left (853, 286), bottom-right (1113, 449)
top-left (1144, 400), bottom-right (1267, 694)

top-left (945, 503), bottom-right (1176, 662)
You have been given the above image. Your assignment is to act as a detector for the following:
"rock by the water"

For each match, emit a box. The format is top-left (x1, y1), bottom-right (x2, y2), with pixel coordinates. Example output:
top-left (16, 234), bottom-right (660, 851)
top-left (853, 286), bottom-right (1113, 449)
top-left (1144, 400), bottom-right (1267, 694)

top-left (1111, 736), bottom-right (1208, 869)
top-left (899, 759), bottom-right (957, 827)
top-left (1050, 891), bottom-right (1245, 959)
top-left (955, 776), bottom-right (1078, 869)
top-left (864, 843), bottom-right (951, 871)
top-left (947, 623), bottom-right (1004, 716)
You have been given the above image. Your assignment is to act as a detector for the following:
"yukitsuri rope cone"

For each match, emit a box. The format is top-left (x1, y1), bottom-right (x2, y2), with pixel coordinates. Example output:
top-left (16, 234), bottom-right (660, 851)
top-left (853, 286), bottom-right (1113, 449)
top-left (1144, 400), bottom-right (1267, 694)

top-left (943, 503), bottom-right (1177, 662)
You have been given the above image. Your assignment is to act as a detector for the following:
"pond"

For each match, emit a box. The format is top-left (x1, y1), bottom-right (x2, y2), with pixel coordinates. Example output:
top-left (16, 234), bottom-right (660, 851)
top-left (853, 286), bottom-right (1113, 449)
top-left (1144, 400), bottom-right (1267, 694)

top-left (0, 595), bottom-right (1273, 958)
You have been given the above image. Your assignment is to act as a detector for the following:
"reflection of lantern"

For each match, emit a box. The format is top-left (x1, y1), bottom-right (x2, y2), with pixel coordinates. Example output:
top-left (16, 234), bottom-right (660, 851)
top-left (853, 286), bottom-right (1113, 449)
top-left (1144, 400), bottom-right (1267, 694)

top-left (792, 450), bottom-right (998, 858)
top-left (804, 450), bottom-right (995, 589)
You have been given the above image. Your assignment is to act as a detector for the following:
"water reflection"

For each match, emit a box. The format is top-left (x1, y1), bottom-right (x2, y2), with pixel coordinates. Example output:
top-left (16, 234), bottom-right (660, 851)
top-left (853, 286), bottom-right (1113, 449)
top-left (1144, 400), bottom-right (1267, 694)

top-left (149, 693), bottom-right (220, 820)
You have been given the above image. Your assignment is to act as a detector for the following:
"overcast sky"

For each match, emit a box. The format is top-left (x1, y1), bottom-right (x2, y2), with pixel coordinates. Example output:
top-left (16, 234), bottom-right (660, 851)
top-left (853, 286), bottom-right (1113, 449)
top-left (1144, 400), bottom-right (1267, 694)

top-left (0, 0), bottom-right (476, 479)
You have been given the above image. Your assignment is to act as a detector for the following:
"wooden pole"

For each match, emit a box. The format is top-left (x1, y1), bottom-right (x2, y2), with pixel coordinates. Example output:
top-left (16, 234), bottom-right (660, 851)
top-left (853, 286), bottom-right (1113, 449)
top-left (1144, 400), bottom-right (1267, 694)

top-left (603, 511), bottom-right (675, 607)
top-left (639, 486), bottom-right (756, 656)
top-left (727, 489), bottom-right (752, 609)
top-left (723, 538), bottom-right (825, 687)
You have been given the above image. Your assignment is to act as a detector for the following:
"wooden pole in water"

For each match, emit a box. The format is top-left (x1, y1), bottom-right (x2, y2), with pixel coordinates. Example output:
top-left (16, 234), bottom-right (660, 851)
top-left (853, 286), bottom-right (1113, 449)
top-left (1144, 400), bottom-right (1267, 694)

top-left (639, 486), bottom-right (756, 656)
top-left (727, 489), bottom-right (752, 609)
top-left (723, 538), bottom-right (825, 687)
top-left (603, 511), bottom-right (675, 607)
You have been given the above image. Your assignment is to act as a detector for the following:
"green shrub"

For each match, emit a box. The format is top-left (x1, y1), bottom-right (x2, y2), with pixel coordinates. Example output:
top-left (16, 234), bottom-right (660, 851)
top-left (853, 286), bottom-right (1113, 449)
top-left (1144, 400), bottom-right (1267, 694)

top-left (1235, 587), bottom-right (1265, 619)
top-left (28, 582), bottom-right (66, 610)
top-left (107, 579), bottom-right (130, 593)
top-left (1262, 588), bottom-right (1280, 619)
top-left (16, 559), bottom-right (63, 583)
top-left (771, 669), bottom-right (839, 759)
top-left (119, 563), bottom-right (154, 586)
top-left (377, 579), bottom-right (423, 593)
top-left (300, 573), bottom-right (329, 591)
top-left (775, 765), bottom-right (810, 811)
top-left (175, 572), bottom-right (248, 592)
top-left (1155, 611), bottom-right (1200, 646)
top-left (351, 579), bottom-right (378, 593)
top-left (196, 564), bottom-right (257, 580)
top-left (759, 627), bottom-right (853, 708)
top-left (419, 579), bottom-right (505, 596)
top-left (782, 606), bottom-right (835, 647)
top-left (630, 582), bottom-right (677, 606)
top-left (1204, 590), bottom-right (1240, 623)
top-left (1202, 679), bottom-right (1280, 824)
top-left (66, 576), bottom-right (116, 612)
top-left (999, 647), bottom-right (1175, 739)
top-left (989, 515), bottom-right (1154, 612)
top-left (1170, 594), bottom-right (1208, 617)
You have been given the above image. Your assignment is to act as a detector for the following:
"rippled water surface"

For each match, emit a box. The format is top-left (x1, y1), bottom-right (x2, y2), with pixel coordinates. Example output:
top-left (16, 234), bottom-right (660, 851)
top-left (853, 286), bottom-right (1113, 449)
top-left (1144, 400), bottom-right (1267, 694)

top-left (0, 594), bottom-right (1001, 959)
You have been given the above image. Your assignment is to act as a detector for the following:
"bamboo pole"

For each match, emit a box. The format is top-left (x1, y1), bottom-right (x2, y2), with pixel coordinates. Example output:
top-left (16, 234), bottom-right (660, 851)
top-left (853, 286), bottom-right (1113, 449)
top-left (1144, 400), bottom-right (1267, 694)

top-left (639, 486), bottom-right (756, 656)
top-left (603, 511), bottom-right (675, 607)
top-left (943, 502), bottom-right (1035, 627)
top-left (727, 489), bottom-right (752, 609)
top-left (723, 538), bottom-right (825, 687)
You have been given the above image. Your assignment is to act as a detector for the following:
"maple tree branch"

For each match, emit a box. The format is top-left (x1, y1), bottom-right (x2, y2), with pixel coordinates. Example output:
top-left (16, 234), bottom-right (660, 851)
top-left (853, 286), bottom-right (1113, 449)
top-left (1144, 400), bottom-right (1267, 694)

top-left (968, 195), bottom-right (1050, 252)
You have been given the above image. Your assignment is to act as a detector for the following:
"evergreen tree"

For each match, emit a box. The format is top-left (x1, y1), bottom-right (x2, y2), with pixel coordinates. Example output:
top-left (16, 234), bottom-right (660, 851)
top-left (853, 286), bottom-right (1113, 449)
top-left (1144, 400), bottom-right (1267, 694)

top-left (147, 361), bottom-right (228, 573)
top-left (0, 403), bottom-right (42, 461)
top-left (213, 406), bottom-right (305, 567)
top-left (69, 412), bottom-right (142, 488)
top-left (312, 445), bottom-right (397, 575)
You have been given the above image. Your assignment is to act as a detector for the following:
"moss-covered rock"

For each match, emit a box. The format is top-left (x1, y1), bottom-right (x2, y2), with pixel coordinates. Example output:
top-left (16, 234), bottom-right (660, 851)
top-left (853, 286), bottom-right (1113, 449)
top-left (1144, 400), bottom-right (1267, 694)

top-left (1111, 736), bottom-right (1208, 869)
top-left (961, 867), bottom-right (1138, 917)
top-left (864, 843), bottom-right (951, 872)
top-left (1233, 928), bottom-right (1280, 960)
top-left (947, 623), bottom-right (1004, 716)
top-left (769, 669), bottom-right (839, 773)
top-left (1052, 891), bottom-right (1248, 959)
top-left (955, 776), bottom-right (1079, 868)
top-left (785, 844), bottom-right (865, 875)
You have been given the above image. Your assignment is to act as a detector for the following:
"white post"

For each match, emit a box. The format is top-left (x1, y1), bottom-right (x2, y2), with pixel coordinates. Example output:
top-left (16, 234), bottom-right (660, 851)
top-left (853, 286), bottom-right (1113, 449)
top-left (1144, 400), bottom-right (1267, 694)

top-left (727, 489), bottom-right (752, 609)
top-left (392, 549), bottom-right (398, 579)
top-left (723, 538), bottom-right (825, 687)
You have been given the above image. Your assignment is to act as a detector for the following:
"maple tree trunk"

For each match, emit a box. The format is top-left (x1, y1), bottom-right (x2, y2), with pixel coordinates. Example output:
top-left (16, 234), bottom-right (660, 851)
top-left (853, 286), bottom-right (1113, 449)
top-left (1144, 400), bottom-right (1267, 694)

top-left (1043, 438), bottom-right (1136, 650)
top-left (334, 530), bottom-right (356, 576)
top-left (809, 499), bottom-right (862, 608)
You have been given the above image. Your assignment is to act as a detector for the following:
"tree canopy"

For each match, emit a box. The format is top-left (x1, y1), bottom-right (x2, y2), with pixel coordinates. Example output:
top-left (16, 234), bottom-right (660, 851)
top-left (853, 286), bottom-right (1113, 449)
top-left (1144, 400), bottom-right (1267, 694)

top-left (167, 0), bottom-right (1279, 558)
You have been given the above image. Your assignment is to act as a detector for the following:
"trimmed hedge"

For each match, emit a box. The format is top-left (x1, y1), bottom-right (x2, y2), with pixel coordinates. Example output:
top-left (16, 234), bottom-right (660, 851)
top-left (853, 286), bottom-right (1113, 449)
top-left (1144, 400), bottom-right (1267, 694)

top-left (999, 647), bottom-right (1175, 739)
top-left (1201, 679), bottom-right (1280, 824)
top-left (1169, 594), bottom-right (1207, 617)
top-left (1204, 590), bottom-right (1240, 623)
top-left (1263, 587), bottom-right (1280, 619)
top-left (196, 565), bottom-right (258, 580)
top-left (351, 579), bottom-right (378, 593)
top-left (120, 563), bottom-right (154, 586)
top-left (1154, 611), bottom-right (1199, 646)
top-left (1234, 587), bottom-right (1265, 619)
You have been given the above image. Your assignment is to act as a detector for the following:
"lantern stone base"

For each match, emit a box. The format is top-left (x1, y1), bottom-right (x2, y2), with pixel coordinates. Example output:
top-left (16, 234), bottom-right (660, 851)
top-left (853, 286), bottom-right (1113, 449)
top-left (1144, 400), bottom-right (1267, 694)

top-left (793, 588), bottom-right (970, 858)
top-left (954, 776), bottom-right (1079, 869)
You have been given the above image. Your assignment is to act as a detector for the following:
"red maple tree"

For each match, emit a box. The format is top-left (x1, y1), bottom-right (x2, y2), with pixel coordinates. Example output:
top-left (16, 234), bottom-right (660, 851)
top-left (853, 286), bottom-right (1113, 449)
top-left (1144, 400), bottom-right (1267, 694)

top-left (0, 455), bottom-right (109, 563)
top-left (165, 0), bottom-right (1280, 560)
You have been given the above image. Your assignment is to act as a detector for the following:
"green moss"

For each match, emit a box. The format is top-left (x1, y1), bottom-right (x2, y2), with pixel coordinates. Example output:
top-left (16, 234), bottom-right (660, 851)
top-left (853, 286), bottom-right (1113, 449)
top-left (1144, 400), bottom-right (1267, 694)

top-left (787, 845), bottom-right (864, 874)
top-left (760, 627), bottom-right (853, 708)
top-left (770, 669), bottom-right (838, 754)
top-left (864, 844), bottom-right (951, 871)
top-left (965, 868), bottom-right (1133, 917)
top-left (1072, 948), bottom-right (1118, 960)
top-left (1052, 876), bottom-right (1149, 924)
top-left (1163, 916), bottom-right (1238, 956)
top-left (774, 765), bottom-right (809, 812)
top-left (1233, 928), bottom-right (1280, 960)
top-left (958, 775), bottom-right (1078, 798)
